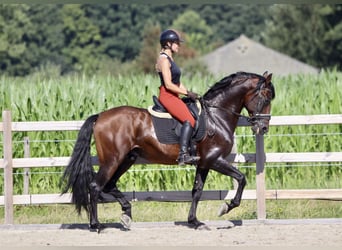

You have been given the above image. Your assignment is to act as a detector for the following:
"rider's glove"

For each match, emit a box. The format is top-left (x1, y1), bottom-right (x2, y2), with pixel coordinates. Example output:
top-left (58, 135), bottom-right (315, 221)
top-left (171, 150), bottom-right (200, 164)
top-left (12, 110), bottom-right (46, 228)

top-left (187, 90), bottom-right (199, 101)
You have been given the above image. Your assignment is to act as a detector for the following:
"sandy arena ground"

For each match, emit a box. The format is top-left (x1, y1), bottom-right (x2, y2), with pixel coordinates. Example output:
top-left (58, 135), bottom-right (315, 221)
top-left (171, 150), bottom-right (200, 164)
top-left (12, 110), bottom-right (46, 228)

top-left (0, 219), bottom-right (341, 246)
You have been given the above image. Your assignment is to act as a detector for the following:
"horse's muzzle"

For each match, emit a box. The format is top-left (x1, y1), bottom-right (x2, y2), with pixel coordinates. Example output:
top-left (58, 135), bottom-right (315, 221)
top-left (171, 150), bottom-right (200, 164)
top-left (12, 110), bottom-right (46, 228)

top-left (250, 114), bottom-right (271, 135)
top-left (252, 123), bottom-right (269, 135)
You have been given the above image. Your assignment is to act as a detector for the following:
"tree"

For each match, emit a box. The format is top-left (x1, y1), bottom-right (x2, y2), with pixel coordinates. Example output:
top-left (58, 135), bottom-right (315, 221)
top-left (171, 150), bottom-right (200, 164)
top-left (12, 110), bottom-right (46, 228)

top-left (262, 4), bottom-right (342, 70)
top-left (172, 10), bottom-right (214, 55)
top-left (26, 5), bottom-right (65, 74)
top-left (194, 5), bottom-right (269, 43)
top-left (136, 23), bottom-right (161, 73)
top-left (83, 4), bottom-right (153, 63)
top-left (1, 4), bottom-right (339, 76)
top-left (61, 5), bottom-right (102, 73)
top-left (0, 5), bottom-right (33, 76)
top-left (320, 4), bottom-right (342, 70)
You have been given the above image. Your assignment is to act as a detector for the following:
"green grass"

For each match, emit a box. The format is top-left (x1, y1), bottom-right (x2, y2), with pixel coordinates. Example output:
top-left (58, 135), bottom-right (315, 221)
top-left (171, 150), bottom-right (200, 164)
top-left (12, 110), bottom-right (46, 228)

top-left (0, 199), bottom-right (341, 224)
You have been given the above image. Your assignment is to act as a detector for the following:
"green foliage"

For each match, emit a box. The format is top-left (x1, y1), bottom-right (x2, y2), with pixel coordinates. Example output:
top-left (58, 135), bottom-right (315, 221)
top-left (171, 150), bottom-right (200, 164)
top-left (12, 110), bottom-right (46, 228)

top-left (193, 5), bottom-right (269, 43)
top-left (82, 4), bottom-right (149, 62)
top-left (136, 23), bottom-right (161, 73)
top-left (26, 5), bottom-right (66, 72)
top-left (0, 5), bottom-right (33, 76)
top-left (1, 4), bottom-right (341, 76)
top-left (172, 10), bottom-right (214, 55)
top-left (61, 5), bottom-right (102, 73)
top-left (263, 4), bottom-right (342, 70)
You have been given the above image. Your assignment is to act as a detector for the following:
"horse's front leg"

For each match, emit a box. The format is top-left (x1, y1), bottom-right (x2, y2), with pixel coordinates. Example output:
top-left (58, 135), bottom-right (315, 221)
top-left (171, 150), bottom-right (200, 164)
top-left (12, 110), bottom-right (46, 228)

top-left (188, 167), bottom-right (209, 230)
top-left (211, 158), bottom-right (246, 217)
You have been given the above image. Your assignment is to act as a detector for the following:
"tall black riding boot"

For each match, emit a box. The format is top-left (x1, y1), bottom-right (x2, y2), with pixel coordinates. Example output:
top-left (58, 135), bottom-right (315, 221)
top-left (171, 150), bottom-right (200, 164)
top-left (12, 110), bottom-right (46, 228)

top-left (177, 121), bottom-right (200, 165)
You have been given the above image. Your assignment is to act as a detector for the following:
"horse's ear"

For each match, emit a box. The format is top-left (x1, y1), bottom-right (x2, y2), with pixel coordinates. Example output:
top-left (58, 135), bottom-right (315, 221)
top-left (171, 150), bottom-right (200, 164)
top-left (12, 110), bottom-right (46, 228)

top-left (265, 73), bottom-right (272, 84)
top-left (263, 71), bottom-right (268, 77)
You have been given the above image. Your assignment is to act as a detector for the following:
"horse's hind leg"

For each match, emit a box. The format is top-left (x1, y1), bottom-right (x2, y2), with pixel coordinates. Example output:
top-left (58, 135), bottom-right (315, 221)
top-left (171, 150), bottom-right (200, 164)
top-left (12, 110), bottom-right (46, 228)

top-left (104, 185), bottom-right (132, 230)
top-left (89, 183), bottom-right (101, 232)
top-left (102, 149), bottom-right (139, 230)
top-left (88, 158), bottom-right (125, 231)
top-left (188, 167), bottom-right (209, 229)
top-left (89, 167), bottom-right (112, 232)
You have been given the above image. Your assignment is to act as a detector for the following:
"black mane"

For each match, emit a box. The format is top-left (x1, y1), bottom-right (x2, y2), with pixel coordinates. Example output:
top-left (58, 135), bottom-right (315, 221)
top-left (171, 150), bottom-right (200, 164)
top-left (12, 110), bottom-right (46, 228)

top-left (203, 72), bottom-right (263, 100)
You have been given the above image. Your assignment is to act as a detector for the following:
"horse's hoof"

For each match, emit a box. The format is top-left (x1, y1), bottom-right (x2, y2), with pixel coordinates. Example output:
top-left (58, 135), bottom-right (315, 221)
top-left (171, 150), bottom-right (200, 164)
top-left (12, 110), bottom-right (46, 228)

top-left (197, 224), bottom-right (211, 231)
top-left (89, 223), bottom-right (104, 233)
top-left (188, 220), bottom-right (210, 230)
top-left (218, 202), bottom-right (229, 217)
top-left (120, 213), bottom-right (132, 230)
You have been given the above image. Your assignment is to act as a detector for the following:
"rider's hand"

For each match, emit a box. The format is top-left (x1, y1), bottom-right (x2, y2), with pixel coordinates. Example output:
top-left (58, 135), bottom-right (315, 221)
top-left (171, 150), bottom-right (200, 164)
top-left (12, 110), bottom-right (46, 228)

top-left (187, 90), bottom-right (199, 101)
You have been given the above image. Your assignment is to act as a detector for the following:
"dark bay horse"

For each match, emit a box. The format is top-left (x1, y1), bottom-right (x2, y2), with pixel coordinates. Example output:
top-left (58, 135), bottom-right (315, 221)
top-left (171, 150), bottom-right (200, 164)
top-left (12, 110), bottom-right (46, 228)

top-left (61, 71), bottom-right (275, 232)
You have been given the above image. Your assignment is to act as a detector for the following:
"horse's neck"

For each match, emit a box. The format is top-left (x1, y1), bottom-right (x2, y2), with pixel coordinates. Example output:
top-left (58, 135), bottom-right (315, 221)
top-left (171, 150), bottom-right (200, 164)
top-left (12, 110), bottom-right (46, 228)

top-left (205, 78), bottom-right (255, 136)
top-left (205, 99), bottom-right (241, 136)
top-left (210, 91), bottom-right (245, 116)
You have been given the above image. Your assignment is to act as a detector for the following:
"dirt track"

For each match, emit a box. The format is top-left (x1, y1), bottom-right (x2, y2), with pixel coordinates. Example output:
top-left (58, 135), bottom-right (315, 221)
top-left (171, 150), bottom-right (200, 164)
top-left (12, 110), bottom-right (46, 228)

top-left (0, 219), bottom-right (341, 246)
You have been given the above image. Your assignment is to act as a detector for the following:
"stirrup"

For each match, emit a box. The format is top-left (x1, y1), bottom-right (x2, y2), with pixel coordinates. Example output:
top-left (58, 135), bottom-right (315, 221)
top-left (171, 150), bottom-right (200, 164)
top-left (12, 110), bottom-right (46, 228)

top-left (177, 153), bottom-right (200, 166)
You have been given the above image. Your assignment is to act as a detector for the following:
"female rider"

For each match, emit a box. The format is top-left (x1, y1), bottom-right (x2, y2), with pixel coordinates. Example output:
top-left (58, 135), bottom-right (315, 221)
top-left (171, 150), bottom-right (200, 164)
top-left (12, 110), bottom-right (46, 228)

top-left (155, 29), bottom-right (200, 165)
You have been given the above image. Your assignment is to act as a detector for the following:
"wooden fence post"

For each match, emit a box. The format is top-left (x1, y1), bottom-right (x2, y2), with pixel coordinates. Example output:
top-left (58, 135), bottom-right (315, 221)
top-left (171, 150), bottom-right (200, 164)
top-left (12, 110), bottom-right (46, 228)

top-left (24, 137), bottom-right (30, 195)
top-left (3, 110), bottom-right (14, 224)
top-left (256, 133), bottom-right (266, 219)
top-left (231, 134), bottom-right (238, 190)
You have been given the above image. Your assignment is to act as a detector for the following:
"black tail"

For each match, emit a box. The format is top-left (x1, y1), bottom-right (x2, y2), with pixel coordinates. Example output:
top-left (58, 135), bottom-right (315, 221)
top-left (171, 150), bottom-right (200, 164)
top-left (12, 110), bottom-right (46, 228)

top-left (61, 114), bottom-right (99, 214)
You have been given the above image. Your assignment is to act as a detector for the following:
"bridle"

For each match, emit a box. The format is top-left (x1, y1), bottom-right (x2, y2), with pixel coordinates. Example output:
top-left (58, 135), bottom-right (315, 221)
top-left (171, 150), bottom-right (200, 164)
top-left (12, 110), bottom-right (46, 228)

top-left (200, 81), bottom-right (273, 127)
top-left (244, 85), bottom-right (273, 123)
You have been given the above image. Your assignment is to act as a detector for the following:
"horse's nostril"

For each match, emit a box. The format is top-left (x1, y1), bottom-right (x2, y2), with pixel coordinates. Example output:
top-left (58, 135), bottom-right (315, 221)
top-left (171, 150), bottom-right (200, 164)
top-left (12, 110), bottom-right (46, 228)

top-left (262, 126), bottom-right (268, 134)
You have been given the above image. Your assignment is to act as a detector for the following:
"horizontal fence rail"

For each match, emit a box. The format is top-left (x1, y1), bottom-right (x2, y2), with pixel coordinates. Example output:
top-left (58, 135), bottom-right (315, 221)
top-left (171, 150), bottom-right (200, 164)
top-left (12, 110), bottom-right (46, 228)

top-left (1, 110), bottom-right (342, 224)
top-left (1, 114), bottom-right (342, 132)
top-left (1, 151), bottom-right (342, 169)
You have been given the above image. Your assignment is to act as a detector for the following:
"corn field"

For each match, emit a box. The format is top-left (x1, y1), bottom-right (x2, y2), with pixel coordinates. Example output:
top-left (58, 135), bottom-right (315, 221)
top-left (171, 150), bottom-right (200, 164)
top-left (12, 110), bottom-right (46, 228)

top-left (0, 69), bottom-right (341, 195)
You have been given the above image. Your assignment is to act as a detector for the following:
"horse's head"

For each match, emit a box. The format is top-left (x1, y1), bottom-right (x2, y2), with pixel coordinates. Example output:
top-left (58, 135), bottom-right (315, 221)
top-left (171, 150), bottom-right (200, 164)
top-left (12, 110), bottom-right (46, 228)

top-left (202, 71), bottom-right (275, 135)
top-left (244, 71), bottom-right (275, 135)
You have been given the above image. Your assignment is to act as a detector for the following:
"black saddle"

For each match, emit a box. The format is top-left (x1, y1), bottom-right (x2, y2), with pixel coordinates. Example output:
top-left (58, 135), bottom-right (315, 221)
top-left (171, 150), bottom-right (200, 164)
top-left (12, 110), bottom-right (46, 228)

top-left (152, 95), bottom-right (167, 112)
top-left (148, 96), bottom-right (206, 145)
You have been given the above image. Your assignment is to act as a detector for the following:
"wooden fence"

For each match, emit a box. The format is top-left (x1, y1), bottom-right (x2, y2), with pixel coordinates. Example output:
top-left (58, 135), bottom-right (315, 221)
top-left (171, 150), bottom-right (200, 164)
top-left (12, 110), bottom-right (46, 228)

top-left (1, 110), bottom-right (342, 224)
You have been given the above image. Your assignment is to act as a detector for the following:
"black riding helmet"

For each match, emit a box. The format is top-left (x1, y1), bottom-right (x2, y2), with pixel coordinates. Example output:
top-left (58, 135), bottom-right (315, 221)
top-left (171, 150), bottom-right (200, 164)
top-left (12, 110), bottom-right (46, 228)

top-left (160, 29), bottom-right (184, 48)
